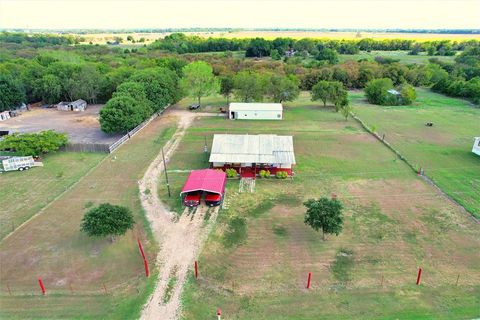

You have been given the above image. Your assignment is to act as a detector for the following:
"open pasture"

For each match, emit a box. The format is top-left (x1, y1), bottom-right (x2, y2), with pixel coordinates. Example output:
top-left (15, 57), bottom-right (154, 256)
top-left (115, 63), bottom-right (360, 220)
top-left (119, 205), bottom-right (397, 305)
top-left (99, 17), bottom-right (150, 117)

top-left (157, 93), bottom-right (480, 319)
top-left (351, 88), bottom-right (480, 218)
top-left (0, 114), bottom-right (177, 319)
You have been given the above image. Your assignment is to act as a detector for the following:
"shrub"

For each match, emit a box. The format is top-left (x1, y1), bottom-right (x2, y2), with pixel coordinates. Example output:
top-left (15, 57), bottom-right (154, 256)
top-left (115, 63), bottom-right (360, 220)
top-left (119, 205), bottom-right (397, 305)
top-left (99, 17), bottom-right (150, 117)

top-left (275, 171), bottom-right (288, 179)
top-left (259, 169), bottom-right (270, 178)
top-left (80, 203), bottom-right (135, 241)
top-left (225, 168), bottom-right (237, 178)
top-left (0, 130), bottom-right (68, 156)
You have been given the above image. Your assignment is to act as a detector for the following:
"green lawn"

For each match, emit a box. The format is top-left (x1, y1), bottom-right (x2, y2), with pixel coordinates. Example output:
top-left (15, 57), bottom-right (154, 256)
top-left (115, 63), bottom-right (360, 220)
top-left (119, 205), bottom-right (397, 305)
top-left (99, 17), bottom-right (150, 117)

top-left (0, 152), bottom-right (105, 240)
top-left (338, 50), bottom-right (457, 64)
top-left (159, 93), bottom-right (480, 319)
top-left (351, 88), bottom-right (480, 218)
top-left (0, 116), bottom-right (177, 319)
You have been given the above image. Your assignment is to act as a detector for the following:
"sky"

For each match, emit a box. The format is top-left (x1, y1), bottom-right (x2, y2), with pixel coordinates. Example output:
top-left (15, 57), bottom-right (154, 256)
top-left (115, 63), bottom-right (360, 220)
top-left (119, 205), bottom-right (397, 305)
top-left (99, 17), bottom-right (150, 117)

top-left (0, 0), bottom-right (479, 30)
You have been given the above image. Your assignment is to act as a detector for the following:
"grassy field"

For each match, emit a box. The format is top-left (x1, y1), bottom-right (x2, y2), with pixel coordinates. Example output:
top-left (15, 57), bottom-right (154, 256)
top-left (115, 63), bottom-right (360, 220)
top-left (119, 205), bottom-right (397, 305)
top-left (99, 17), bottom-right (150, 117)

top-left (338, 50), bottom-right (456, 64)
top-left (0, 152), bottom-right (105, 240)
top-left (351, 88), bottom-right (480, 218)
top-left (0, 114), bottom-right (177, 319)
top-left (159, 93), bottom-right (480, 319)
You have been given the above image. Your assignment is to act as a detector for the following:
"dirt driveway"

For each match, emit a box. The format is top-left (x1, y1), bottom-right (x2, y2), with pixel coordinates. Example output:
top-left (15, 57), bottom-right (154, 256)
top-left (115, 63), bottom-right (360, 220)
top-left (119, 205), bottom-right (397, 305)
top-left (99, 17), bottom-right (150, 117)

top-left (139, 110), bottom-right (220, 320)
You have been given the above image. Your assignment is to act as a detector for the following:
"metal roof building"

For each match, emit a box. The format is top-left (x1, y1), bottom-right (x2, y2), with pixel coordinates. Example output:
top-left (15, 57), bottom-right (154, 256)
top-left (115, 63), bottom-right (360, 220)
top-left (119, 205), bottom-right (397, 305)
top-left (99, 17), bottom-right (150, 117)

top-left (209, 134), bottom-right (295, 165)
top-left (181, 169), bottom-right (227, 196)
top-left (57, 99), bottom-right (87, 112)
top-left (228, 103), bottom-right (283, 120)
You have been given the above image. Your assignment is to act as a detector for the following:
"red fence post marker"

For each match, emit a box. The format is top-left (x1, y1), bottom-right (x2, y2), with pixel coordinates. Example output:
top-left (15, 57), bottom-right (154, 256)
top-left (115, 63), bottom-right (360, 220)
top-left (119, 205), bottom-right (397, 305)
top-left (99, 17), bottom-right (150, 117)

top-left (38, 278), bottom-right (46, 295)
top-left (416, 267), bottom-right (422, 285)
top-left (306, 272), bottom-right (312, 289)
top-left (194, 260), bottom-right (199, 279)
top-left (217, 308), bottom-right (222, 320)
top-left (137, 239), bottom-right (150, 277)
top-left (331, 193), bottom-right (337, 200)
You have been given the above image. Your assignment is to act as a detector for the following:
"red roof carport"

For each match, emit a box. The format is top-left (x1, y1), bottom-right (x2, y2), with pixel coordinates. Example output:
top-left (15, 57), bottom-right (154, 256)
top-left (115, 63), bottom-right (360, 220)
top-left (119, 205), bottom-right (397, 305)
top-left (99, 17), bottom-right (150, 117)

top-left (181, 169), bottom-right (227, 196)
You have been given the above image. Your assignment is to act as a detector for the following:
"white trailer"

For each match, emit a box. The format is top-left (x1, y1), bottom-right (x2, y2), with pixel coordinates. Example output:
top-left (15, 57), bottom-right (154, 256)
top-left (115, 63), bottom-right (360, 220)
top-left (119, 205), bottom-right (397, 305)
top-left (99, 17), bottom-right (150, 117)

top-left (473, 137), bottom-right (480, 156)
top-left (0, 156), bottom-right (35, 172)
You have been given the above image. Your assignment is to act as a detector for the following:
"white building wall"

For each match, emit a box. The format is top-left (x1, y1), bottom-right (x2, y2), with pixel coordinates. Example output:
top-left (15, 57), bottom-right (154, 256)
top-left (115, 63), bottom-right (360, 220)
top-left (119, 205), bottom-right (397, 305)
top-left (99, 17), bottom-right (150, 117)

top-left (473, 138), bottom-right (480, 156)
top-left (230, 110), bottom-right (282, 120)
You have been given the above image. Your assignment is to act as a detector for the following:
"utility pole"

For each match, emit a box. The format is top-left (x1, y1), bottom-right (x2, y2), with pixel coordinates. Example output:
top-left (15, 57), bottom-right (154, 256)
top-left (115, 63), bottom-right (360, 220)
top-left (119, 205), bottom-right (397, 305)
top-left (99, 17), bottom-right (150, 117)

top-left (204, 136), bottom-right (208, 163)
top-left (162, 147), bottom-right (171, 197)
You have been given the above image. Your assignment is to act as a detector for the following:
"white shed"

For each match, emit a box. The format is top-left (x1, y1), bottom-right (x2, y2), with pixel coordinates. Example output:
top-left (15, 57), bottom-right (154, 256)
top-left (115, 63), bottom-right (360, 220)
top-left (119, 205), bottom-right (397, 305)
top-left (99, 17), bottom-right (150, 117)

top-left (228, 103), bottom-right (283, 120)
top-left (0, 111), bottom-right (10, 121)
top-left (473, 137), bottom-right (480, 156)
top-left (57, 99), bottom-right (87, 112)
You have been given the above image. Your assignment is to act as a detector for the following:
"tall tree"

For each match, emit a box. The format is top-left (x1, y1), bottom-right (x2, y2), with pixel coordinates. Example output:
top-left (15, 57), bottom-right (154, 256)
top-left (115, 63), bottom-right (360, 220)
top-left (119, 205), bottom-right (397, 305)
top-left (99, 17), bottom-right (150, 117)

top-left (266, 74), bottom-right (300, 103)
top-left (99, 95), bottom-right (151, 133)
top-left (180, 61), bottom-right (219, 107)
top-left (0, 73), bottom-right (25, 111)
top-left (220, 75), bottom-right (235, 104)
top-left (37, 74), bottom-right (62, 104)
top-left (311, 80), bottom-right (331, 107)
top-left (304, 197), bottom-right (344, 240)
top-left (233, 71), bottom-right (266, 102)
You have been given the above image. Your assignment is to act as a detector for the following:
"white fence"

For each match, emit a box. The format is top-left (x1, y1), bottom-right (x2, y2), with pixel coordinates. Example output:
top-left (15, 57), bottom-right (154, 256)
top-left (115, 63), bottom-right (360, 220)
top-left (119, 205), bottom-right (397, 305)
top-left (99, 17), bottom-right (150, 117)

top-left (108, 107), bottom-right (168, 153)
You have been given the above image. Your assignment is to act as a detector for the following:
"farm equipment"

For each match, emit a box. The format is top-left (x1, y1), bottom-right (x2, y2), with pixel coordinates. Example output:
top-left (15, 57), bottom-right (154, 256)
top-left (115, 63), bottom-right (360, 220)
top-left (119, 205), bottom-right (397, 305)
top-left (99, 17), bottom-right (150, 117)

top-left (425, 122), bottom-right (434, 127)
top-left (0, 156), bottom-right (35, 172)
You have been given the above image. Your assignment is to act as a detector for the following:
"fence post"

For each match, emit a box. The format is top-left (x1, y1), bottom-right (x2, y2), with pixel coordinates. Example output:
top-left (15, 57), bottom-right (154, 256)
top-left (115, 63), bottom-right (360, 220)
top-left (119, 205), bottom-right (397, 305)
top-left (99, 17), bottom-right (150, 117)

top-left (137, 239), bottom-right (149, 277)
top-left (194, 260), bottom-right (199, 279)
top-left (306, 272), bottom-right (312, 289)
top-left (416, 267), bottom-right (422, 285)
top-left (38, 278), bottom-right (46, 295)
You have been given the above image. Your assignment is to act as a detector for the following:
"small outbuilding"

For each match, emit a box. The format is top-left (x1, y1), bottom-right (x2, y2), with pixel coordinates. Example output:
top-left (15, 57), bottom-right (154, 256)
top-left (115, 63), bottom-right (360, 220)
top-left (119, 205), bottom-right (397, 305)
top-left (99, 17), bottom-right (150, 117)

top-left (181, 169), bottom-right (227, 207)
top-left (57, 99), bottom-right (87, 112)
top-left (0, 111), bottom-right (11, 121)
top-left (473, 137), bottom-right (480, 156)
top-left (209, 134), bottom-right (295, 178)
top-left (228, 103), bottom-right (283, 120)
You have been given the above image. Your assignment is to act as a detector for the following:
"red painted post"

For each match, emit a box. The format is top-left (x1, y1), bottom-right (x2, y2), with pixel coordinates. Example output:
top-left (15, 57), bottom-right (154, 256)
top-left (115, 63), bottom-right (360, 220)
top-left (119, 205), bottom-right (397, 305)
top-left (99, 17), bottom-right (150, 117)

top-left (217, 308), bottom-right (222, 320)
top-left (306, 272), bottom-right (312, 289)
top-left (194, 260), bottom-right (199, 279)
top-left (416, 267), bottom-right (422, 285)
top-left (331, 193), bottom-right (337, 200)
top-left (137, 239), bottom-right (149, 277)
top-left (38, 278), bottom-right (46, 295)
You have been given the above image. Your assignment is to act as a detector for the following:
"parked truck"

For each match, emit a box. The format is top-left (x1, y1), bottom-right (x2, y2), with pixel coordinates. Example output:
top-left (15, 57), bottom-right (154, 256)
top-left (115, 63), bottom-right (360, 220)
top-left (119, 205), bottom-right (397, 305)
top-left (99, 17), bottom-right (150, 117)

top-left (0, 156), bottom-right (35, 172)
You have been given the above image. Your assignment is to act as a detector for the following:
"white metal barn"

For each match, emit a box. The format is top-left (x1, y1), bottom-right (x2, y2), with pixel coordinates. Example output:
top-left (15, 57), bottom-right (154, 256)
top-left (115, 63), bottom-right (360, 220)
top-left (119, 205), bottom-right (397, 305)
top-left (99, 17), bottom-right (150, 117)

top-left (473, 137), bottom-right (480, 156)
top-left (228, 103), bottom-right (283, 120)
top-left (209, 134), bottom-right (296, 177)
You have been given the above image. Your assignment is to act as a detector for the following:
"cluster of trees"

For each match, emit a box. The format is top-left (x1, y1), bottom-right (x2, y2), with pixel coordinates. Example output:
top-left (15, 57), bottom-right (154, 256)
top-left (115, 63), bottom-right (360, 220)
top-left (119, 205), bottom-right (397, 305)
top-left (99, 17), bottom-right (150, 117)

top-left (0, 130), bottom-right (68, 156)
top-left (100, 66), bottom-right (181, 133)
top-left (365, 78), bottom-right (416, 105)
top-left (150, 33), bottom-right (478, 58)
top-left (430, 46), bottom-right (480, 103)
top-left (219, 71), bottom-right (300, 103)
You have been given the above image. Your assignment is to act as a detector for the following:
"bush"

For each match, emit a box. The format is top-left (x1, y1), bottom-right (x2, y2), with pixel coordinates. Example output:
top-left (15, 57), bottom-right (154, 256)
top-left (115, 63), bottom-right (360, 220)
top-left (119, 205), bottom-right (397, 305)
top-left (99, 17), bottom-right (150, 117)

top-left (259, 169), bottom-right (270, 178)
top-left (80, 203), bottom-right (135, 241)
top-left (275, 171), bottom-right (288, 179)
top-left (225, 168), bottom-right (237, 178)
top-left (0, 130), bottom-right (68, 156)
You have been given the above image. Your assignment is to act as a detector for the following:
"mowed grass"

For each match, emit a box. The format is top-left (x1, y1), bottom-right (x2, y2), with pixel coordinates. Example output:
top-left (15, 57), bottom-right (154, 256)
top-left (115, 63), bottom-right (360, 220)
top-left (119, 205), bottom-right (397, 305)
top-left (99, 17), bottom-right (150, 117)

top-left (351, 88), bottom-right (480, 218)
top-left (0, 114), bottom-right (177, 319)
top-left (162, 93), bottom-right (480, 319)
top-left (338, 50), bottom-right (456, 64)
top-left (0, 152), bottom-right (105, 240)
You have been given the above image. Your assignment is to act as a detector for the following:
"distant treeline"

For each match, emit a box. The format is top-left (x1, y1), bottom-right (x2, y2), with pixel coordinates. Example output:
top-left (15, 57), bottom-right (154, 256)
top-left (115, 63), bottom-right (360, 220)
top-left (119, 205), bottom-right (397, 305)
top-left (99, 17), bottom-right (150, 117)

top-left (0, 32), bottom-right (84, 47)
top-left (151, 33), bottom-right (479, 56)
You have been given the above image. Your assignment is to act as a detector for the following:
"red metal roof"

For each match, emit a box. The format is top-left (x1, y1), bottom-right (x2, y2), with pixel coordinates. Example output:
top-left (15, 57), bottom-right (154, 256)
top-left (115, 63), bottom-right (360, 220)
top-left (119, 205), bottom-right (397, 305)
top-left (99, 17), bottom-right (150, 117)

top-left (181, 169), bottom-right (226, 195)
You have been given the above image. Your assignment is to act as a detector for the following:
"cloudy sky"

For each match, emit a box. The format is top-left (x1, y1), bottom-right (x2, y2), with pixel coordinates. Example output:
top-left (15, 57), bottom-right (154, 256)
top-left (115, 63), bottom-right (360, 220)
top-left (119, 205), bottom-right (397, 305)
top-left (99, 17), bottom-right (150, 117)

top-left (0, 0), bottom-right (479, 30)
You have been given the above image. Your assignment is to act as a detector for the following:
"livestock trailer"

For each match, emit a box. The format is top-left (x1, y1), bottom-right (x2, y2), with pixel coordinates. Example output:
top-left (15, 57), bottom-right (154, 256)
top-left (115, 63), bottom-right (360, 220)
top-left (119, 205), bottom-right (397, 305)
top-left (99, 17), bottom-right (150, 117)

top-left (0, 156), bottom-right (35, 172)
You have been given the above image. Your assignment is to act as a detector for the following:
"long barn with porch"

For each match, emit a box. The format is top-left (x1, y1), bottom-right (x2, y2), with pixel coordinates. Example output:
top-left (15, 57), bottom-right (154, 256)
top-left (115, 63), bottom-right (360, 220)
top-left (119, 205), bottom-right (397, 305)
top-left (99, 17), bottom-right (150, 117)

top-left (209, 134), bottom-right (295, 179)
